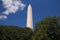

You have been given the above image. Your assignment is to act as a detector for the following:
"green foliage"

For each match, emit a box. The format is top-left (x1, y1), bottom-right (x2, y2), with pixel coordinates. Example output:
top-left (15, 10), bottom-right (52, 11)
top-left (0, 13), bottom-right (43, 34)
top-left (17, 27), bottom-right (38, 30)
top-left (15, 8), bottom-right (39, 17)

top-left (0, 26), bottom-right (32, 40)
top-left (32, 16), bottom-right (60, 40)
top-left (0, 16), bottom-right (60, 40)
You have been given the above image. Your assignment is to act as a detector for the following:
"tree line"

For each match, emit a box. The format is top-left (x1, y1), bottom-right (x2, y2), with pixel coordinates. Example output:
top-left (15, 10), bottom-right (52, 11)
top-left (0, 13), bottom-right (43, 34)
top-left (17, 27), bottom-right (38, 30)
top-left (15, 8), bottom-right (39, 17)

top-left (0, 16), bottom-right (60, 40)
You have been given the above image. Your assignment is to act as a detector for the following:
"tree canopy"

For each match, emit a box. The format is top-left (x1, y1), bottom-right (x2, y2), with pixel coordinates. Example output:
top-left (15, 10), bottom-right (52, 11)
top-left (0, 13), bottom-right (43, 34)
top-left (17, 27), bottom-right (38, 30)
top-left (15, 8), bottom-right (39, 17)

top-left (0, 16), bottom-right (60, 40)
top-left (32, 16), bottom-right (60, 40)
top-left (0, 26), bottom-right (32, 40)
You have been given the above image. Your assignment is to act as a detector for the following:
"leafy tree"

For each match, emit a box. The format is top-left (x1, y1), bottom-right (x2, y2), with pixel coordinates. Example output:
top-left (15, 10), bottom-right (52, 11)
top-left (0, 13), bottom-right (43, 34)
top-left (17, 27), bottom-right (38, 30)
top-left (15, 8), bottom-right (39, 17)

top-left (0, 16), bottom-right (60, 40)
top-left (32, 16), bottom-right (60, 40)
top-left (0, 26), bottom-right (32, 40)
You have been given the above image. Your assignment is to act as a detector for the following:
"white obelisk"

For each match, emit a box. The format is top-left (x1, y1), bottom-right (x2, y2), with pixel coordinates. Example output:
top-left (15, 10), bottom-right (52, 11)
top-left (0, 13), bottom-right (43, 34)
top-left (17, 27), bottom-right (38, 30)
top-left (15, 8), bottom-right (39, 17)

top-left (26, 4), bottom-right (33, 30)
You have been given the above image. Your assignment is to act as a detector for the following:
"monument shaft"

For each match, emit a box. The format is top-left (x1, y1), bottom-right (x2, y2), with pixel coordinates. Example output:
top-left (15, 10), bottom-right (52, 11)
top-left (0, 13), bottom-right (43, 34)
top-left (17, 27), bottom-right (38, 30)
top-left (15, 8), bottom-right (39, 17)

top-left (26, 4), bottom-right (33, 29)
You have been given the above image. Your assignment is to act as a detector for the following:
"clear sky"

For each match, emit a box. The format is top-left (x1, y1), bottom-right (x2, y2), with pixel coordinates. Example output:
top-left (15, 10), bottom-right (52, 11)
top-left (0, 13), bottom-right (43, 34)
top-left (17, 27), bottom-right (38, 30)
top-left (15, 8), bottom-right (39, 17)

top-left (0, 0), bottom-right (60, 27)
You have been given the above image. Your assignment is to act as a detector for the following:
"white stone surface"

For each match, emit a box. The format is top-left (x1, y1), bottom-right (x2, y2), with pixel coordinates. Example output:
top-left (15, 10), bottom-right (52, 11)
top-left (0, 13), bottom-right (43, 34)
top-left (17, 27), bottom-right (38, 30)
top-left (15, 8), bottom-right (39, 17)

top-left (26, 4), bottom-right (33, 30)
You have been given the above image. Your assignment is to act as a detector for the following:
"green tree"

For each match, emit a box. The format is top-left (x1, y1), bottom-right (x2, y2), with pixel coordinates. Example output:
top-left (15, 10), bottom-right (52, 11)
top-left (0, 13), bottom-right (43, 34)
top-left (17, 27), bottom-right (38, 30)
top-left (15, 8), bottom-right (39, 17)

top-left (32, 16), bottom-right (60, 40)
top-left (0, 26), bottom-right (32, 40)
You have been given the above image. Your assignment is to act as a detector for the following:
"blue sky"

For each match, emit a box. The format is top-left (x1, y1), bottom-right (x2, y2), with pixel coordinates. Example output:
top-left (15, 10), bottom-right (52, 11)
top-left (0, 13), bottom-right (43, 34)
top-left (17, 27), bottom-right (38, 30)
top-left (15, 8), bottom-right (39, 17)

top-left (0, 0), bottom-right (60, 27)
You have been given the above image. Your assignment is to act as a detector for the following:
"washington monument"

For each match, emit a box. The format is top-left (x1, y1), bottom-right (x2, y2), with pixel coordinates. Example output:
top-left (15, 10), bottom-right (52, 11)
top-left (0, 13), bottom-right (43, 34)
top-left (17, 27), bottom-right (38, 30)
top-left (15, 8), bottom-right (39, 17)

top-left (26, 4), bottom-right (33, 30)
